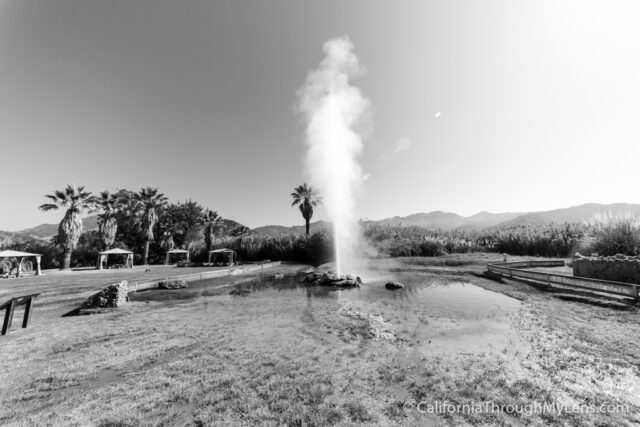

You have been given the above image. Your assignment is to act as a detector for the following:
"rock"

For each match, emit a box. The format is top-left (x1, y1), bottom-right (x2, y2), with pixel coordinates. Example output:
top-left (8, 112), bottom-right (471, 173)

top-left (385, 281), bottom-right (405, 290)
top-left (158, 279), bottom-right (188, 289)
top-left (333, 279), bottom-right (356, 287)
top-left (81, 280), bottom-right (129, 309)
top-left (303, 270), bottom-right (361, 287)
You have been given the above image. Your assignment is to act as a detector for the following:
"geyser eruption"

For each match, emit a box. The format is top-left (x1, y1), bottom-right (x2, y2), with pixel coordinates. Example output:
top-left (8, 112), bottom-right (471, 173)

top-left (297, 37), bottom-right (370, 276)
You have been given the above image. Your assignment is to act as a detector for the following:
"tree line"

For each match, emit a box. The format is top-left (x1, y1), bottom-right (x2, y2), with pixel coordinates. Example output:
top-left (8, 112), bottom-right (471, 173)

top-left (30, 181), bottom-right (323, 270)
top-left (36, 184), bottom-right (242, 269)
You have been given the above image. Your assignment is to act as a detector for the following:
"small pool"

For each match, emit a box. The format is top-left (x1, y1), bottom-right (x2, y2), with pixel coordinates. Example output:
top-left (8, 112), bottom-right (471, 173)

top-left (131, 271), bottom-right (524, 356)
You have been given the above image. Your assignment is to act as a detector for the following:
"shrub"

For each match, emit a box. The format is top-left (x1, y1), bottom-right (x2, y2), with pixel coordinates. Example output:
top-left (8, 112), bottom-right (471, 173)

top-left (210, 231), bottom-right (334, 266)
top-left (579, 213), bottom-right (640, 256)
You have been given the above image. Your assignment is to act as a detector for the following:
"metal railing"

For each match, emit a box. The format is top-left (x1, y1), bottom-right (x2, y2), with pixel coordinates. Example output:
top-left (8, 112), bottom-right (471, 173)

top-left (487, 261), bottom-right (640, 300)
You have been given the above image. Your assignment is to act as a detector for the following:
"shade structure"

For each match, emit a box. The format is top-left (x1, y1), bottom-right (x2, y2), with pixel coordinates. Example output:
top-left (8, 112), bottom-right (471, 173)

top-left (165, 249), bottom-right (190, 265)
top-left (97, 248), bottom-right (134, 270)
top-left (0, 250), bottom-right (42, 276)
top-left (208, 248), bottom-right (236, 266)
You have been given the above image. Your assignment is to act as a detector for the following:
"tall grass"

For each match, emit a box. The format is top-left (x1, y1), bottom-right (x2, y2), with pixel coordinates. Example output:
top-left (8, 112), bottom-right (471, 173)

top-left (491, 223), bottom-right (587, 257)
top-left (364, 223), bottom-right (590, 258)
top-left (363, 224), bottom-right (485, 257)
top-left (209, 231), bottom-right (334, 266)
top-left (577, 212), bottom-right (640, 256)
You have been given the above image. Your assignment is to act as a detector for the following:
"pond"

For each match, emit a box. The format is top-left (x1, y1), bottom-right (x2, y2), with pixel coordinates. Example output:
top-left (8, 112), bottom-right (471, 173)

top-left (130, 271), bottom-right (524, 355)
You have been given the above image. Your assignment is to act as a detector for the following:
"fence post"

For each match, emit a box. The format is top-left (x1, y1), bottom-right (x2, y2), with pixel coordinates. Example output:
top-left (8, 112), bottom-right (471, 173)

top-left (634, 285), bottom-right (639, 301)
top-left (2, 299), bottom-right (16, 335)
top-left (22, 297), bottom-right (34, 328)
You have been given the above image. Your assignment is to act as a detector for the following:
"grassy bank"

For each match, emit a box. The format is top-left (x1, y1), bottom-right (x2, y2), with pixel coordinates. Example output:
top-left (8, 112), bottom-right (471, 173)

top-left (0, 255), bottom-right (637, 426)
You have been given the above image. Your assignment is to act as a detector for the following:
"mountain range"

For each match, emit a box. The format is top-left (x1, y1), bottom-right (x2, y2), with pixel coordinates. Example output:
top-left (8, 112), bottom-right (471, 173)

top-left (254, 203), bottom-right (640, 235)
top-left (3, 203), bottom-right (640, 241)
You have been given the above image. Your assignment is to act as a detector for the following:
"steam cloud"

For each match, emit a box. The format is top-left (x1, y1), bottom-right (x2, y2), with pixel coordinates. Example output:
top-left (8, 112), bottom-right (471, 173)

top-left (297, 37), bottom-right (370, 275)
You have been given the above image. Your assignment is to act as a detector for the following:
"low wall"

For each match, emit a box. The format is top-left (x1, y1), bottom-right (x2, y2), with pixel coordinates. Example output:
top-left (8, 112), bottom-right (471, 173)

top-left (573, 253), bottom-right (640, 285)
top-left (129, 261), bottom-right (282, 292)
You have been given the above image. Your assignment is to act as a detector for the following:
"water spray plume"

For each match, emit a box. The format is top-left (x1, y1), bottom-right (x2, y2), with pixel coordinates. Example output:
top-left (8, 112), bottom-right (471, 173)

top-left (297, 37), bottom-right (370, 276)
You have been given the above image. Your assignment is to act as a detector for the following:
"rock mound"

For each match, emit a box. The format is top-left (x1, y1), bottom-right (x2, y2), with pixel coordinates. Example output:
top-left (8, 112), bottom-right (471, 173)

top-left (304, 270), bottom-right (362, 287)
top-left (82, 281), bottom-right (129, 309)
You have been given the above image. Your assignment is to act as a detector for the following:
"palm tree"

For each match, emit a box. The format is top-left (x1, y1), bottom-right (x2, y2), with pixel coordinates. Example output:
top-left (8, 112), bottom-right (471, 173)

top-left (95, 190), bottom-right (121, 251)
top-left (135, 187), bottom-right (168, 265)
top-left (291, 183), bottom-right (322, 237)
top-left (203, 210), bottom-right (223, 253)
top-left (39, 184), bottom-right (94, 270)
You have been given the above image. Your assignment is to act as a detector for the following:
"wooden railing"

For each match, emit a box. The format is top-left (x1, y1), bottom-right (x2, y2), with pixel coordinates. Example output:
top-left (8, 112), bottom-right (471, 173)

top-left (487, 261), bottom-right (640, 300)
top-left (1, 293), bottom-right (40, 335)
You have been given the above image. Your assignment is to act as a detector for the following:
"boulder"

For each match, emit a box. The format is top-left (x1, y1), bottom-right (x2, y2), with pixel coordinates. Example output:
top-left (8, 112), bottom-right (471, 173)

top-left (82, 280), bottom-right (129, 309)
top-left (385, 281), bottom-right (405, 290)
top-left (304, 270), bottom-right (362, 287)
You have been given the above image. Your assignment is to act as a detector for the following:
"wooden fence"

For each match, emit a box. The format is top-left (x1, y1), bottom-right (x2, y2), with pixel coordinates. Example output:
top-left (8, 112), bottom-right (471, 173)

top-left (487, 261), bottom-right (640, 301)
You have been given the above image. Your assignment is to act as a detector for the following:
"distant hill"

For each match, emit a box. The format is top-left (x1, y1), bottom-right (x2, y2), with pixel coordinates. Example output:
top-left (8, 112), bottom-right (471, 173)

top-left (252, 220), bottom-right (331, 236)
top-left (6, 215), bottom-right (100, 240)
top-left (3, 215), bottom-right (246, 242)
top-left (250, 203), bottom-right (640, 235)
top-left (364, 210), bottom-right (523, 231)
top-left (5, 203), bottom-right (640, 242)
top-left (363, 203), bottom-right (640, 231)
top-left (491, 203), bottom-right (640, 229)
top-left (456, 211), bottom-right (523, 230)
top-left (217, 218), bottom-right (247, 235)
top-left (372, 211), bottom-right (468, 230)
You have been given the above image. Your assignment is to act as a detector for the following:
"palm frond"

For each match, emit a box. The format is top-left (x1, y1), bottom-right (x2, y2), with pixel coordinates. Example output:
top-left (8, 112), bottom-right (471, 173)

top-left (39, 203), bottom-right (59, 212)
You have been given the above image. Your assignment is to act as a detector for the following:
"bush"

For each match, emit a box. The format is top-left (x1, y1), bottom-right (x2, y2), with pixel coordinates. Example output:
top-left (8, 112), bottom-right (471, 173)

top-left (210, 231), bottom-right (334, 266)
top-left (363, 224), bottom-right (486, 257)
top-left (578, 214), bottom-right (640, 256)
top-left (492, 223), bottom-right (586, 258)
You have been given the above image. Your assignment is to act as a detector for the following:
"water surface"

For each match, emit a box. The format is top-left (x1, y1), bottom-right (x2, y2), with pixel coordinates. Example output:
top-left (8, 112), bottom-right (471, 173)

top-left (132, 272), bottom-right (523, 355)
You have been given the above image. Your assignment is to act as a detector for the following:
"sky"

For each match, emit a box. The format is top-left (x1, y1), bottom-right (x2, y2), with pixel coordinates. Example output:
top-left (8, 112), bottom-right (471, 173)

top-left (1, 0), bottom-right (639, 230)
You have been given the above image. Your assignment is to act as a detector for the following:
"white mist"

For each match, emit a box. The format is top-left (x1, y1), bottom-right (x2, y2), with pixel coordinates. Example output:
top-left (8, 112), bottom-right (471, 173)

top-left (297, 37), bottom-right (370, 276)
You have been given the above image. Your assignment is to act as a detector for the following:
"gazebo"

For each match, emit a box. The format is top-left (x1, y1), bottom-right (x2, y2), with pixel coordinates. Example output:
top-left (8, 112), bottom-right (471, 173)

top-left (0, 250), bottom-right (42, 276)
top-left (165, 249), bottom-right (190, 265)
top-left (208, 248), bottom-right (237, 266)
top-left (97, 248), bottom-right (134, 270)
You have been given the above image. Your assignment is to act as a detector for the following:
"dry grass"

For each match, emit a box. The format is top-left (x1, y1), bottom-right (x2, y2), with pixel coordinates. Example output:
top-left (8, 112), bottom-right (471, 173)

top-left (0, 255), bottom-right (638, 426)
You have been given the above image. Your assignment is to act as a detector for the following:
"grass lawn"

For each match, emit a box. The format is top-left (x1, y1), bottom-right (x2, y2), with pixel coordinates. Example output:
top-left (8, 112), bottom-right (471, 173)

top-left (0, 255), bottom-right (638, 426)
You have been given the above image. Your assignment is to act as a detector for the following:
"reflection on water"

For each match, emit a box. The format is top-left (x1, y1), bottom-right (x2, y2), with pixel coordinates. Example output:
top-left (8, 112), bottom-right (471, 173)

top-left (252, 274), bottom-right (523, 354)
top-left (134, 272), bottom-right (523, 355)
top-left (242, 274), bottom-right (519, 316)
